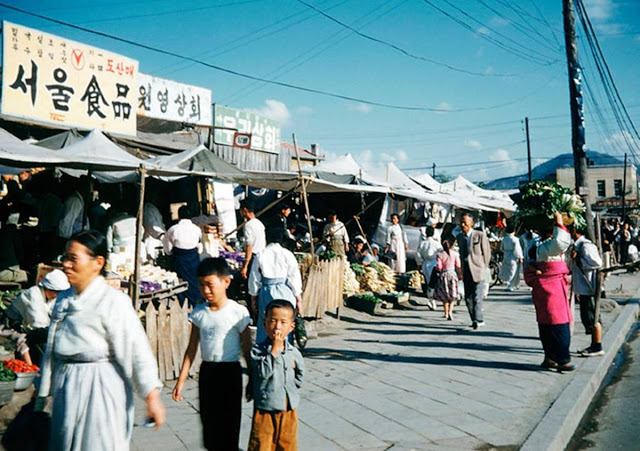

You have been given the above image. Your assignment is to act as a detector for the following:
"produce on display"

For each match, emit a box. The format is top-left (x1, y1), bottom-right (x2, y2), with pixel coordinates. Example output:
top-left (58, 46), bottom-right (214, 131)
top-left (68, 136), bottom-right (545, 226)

top-left (319, 248), bottom-right (337, 261)
top-left (2, 359), bottom-right (39, 373)
top-left (139, 264), bottom-right (180, 292)
top-left (408, 271), bottom-right (424, 290)
top-left (516, 181), bottom-right (586, 230)
top-left (343, 261), bottom-right (360, 297)
top-left (0, 366), bottom-right (16, 381)
top-left (219, 250), bottom-right (245, 270)
top-left (370, 262), bottom-right (396, 292)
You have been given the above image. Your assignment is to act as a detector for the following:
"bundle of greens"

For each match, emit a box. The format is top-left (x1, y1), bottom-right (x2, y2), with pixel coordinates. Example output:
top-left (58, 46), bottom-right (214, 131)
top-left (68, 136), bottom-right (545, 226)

top-left (516, 181), bottom-right (586, 230)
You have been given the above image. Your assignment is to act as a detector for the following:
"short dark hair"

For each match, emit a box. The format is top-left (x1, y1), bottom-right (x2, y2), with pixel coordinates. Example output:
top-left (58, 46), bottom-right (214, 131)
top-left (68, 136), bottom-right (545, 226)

top-left (265, 299), bottom-right (295, 319)
top-left (390, 213), bottom-right (400, 220)
top-left (426, 226), bottom-right (435, 237)
top-left (197, 257), bottom-right (230, 278)
top-left (266, 226), bottom-right (285, 245)
top-left (178, 205), bottom-right (192, 219)
top-left (506, 224), bottom-right (515, 234)
top-left (327, 210), bottom-right (337, 217)
top-left (240, 200), bottom-right (256, 213)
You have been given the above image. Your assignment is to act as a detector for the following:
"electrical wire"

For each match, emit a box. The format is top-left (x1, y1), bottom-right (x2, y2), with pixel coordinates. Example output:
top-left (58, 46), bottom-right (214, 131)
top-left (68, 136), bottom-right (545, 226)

top-left (293, 0), bottom-right (525, 77)
top-left (0, 2), bottom-right (542, 113)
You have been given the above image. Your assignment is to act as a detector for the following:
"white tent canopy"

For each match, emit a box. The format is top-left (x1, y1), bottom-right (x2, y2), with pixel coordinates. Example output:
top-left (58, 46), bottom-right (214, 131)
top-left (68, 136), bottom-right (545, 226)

top-left (55, 130), bottom-right (145, 170)
top-left (410, 172), bottom-right (441, 191)
top-left (0, 128), bottom-right (68, 167)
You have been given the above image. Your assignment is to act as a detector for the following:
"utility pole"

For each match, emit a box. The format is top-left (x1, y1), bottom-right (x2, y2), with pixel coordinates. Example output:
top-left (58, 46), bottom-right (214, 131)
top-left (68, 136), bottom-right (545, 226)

top-left (432, 163), bottom-right (436, 178)
top-left (621, 153), bottom-right (627, 223)
top-left (563, 0), bottom-right (595, 241)
top-left (525, 117), bottom-right (532, 182)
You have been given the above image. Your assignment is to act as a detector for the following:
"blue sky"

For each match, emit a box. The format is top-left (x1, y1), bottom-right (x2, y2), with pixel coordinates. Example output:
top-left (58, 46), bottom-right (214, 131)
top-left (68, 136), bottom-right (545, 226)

top-left (2, 0), bottom-right (639, 182)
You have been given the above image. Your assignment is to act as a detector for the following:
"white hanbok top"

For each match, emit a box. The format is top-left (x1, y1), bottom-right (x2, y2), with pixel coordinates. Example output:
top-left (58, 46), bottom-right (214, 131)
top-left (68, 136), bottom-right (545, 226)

top-left (536, 226), bottom-right (572, 262)
top-left (163, 219), bottom-right (202, 253)
top-left (248, 243), bottom-right (303, 297)
top-left (570, 235), bottom-right (602, 295)
top-left (10, 285), bottom-right (55, 329)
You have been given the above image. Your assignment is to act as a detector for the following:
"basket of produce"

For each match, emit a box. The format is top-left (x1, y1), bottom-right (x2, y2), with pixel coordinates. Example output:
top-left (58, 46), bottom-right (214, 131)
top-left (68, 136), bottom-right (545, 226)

top-left (345, 294), bottom-right (383, 314)
top-left (516, 181), bottom-right (586, 231)
top-left (0, 365), bottom-right (16, 405)
top-left (2, 360), bottom-right (39, 391)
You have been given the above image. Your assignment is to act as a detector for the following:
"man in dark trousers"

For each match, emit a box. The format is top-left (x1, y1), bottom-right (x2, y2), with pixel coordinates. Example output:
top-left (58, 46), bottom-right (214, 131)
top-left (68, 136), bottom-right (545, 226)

top-left (457, 213), bottom-right (491, 329)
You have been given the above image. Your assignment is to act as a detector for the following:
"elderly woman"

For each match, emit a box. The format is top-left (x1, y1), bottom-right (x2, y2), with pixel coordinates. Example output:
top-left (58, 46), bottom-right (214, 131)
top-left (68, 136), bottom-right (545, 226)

top-left (385, 213), bottom-right (409, 274)
top-left (37, 230), bottom-right (165, 449)
top-left (524, 212), bottom-right (574, 373)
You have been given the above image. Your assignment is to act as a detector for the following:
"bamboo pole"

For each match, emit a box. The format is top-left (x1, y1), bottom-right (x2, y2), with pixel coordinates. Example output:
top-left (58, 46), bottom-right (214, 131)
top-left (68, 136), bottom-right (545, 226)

top-left (133, 166), bottom-right (147, 309)
top-left (353, 215), bottom-right (372, 253)
top-left (292, 134), bottom-right (315, 256)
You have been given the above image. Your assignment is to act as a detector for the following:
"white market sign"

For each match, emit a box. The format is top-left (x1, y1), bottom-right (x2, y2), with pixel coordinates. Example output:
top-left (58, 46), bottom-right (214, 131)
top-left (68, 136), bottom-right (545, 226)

top-left (214, 105), bottom-right (280, 154)
top-left (1, 21), bottom-right (138, 136)
top-left (137, 73), bottom-right (211, 126)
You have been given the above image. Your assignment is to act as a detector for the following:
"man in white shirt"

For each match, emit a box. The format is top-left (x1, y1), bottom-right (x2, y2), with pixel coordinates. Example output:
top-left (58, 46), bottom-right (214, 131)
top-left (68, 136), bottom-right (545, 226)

top-left (164, 205), bottom-right (202, 306)
top-left (239, 200), bottom-right (266, 279)
top-left (570, 227), bottom-right (604, 357)
top-left (322, 210), bottom-right (349, 256)
top-left (58, 176), bottom-right (92, 241)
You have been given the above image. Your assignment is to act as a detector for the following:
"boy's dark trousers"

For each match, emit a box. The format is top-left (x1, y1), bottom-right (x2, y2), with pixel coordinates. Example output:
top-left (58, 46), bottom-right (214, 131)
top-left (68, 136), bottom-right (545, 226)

top-left (199, 361), bottom-right (242, 451)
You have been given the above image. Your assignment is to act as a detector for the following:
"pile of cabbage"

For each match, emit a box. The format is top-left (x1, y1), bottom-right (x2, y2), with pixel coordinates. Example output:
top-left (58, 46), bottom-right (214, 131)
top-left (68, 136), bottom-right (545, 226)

top-left (516, 181), bottom-right (586, 230)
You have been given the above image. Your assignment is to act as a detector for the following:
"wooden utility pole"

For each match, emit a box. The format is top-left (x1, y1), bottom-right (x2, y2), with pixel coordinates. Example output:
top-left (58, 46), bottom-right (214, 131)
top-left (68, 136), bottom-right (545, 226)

top-left (432, 163), bottom-right (436, 178)
top-left (293, 134), bottom-right (315, 255)
top-left (621, 153), bottom-right (627, 223)
top-left (525, 117), bottom-right (532, 182)
top-left (563, 0), bottom-right (595, 241)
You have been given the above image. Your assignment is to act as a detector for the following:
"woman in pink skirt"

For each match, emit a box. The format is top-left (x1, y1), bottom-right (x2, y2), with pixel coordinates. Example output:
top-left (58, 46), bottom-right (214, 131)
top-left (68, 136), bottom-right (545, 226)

top-left (434, 240), bottom-right (461, 320)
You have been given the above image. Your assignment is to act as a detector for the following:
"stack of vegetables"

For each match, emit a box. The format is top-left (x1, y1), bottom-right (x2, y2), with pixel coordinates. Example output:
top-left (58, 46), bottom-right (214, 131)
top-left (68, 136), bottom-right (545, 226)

top-left (139, 264), bottom-right (179, 293)
top-left (343, 261), bottom-right (360, 297)
top-left (0, 366), bottom-right (16, 382)
top-left (219, 250), bottom-right (245, 271)
top-left (516, 181), bottom-right (586, 230)
top-left (2, 359), bottom-right (39, 374)
top-left (407, 271), bottom-right (424, 290)
top-left (370, 262), bottom-right (396, 292)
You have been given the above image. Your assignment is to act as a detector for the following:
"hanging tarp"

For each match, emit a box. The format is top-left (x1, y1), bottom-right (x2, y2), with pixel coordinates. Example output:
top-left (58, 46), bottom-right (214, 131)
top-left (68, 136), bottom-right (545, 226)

top-left (0, 127), bottom-right (68, 167)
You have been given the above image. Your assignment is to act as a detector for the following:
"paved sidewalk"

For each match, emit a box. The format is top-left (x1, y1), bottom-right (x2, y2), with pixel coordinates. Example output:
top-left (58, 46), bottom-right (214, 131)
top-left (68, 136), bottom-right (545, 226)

top-left (132, 285), bottom-right (626, 450)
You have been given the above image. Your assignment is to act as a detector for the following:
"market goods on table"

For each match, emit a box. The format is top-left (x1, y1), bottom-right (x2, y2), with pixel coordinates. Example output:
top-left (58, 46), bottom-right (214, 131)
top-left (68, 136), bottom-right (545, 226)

top-left (516, 181), bottom-right (586, 230)
top-left (2, 359), bottom-right (39, 373)
top-left (219, 250), bottom-right (245, 271)
top-left (139, 264), bottom-right (180, 293)
top-left (0, 366), bottom-right (16, 381)
top-left (343, 261), bottom-right (360, 297)
top-left (408, 271), bottom-right (424, 290)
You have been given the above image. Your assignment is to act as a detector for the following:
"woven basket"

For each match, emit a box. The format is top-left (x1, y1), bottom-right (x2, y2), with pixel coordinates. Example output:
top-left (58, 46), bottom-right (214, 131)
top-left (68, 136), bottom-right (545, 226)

top-left (0, 379), bottom-right (16, 406)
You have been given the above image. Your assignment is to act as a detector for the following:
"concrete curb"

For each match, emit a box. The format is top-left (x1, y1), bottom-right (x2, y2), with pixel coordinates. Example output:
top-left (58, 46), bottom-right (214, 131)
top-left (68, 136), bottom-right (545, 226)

top-left (520, 302), bottom-right (639, 451)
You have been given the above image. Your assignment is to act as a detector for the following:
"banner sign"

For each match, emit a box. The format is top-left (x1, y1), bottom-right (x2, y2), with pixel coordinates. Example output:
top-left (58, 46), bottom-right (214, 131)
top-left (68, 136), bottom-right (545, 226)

top-left (137, 73), bottom-right (211, 126)
top-left (214, 105), bottom-right (280, 154)
top-left (1, 21), bottom-right (138, 136)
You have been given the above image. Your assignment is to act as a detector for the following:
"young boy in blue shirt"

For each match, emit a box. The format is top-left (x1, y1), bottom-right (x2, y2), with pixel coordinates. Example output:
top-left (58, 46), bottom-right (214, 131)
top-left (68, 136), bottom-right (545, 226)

top-left (248, 299), bottom-right (305, 451)
top-left (172, 257), bottom-right (252, 451)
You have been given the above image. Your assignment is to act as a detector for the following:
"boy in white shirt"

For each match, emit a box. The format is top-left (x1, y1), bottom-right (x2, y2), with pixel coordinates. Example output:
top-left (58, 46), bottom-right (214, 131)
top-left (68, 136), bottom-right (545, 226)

top-left (172, 257), bottom-right (252, 450)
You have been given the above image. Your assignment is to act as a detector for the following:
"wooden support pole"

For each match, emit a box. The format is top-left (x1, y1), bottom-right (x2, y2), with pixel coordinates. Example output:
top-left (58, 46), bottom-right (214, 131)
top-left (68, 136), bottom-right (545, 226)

top-left (293, 133), bottom-right (315, 256)
top-left (133, 166), bottom-right (147, 309)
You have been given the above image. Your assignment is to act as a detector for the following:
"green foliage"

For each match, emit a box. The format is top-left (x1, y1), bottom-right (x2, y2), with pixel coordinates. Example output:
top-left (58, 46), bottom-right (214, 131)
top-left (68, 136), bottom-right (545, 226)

top-left (516, 181), bottom-right (586, 230)
top-left (350, 263), bottom-right (366, 277)
top-left (319, 248), bottom-right (337, 261)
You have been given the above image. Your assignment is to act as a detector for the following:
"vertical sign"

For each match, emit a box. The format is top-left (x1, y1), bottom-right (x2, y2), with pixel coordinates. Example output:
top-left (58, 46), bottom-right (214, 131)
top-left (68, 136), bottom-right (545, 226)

top-left (1, 21), bottom-right (138, 136)
top-left (137, 73), bottom-right (212, 126)
top-left (214, 105), bottom-right (280, 154)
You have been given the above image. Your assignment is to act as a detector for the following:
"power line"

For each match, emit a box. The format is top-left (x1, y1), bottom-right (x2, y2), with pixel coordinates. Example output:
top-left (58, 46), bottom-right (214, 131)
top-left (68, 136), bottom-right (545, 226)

top-left (293, 0), bottom-right (524, 77)
top-left (0, 2), bottom-right (537, 113)
top-left (420, 0), bottom-right (559, 65)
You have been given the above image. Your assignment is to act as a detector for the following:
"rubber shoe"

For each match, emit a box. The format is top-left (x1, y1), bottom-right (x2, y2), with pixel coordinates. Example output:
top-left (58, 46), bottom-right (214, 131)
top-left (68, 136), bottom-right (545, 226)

top-left (540, 358), bottom-right (558, 370)
top-left (557, 363), bottom-right (576, 373)
top-left (580, 347), bottom-right (605, 357)
top-left (476, 321), bottom-right (485, 328)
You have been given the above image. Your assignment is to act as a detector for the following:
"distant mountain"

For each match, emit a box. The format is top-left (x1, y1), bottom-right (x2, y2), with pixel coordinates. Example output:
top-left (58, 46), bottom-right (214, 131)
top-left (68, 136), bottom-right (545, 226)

top-left (484, 151), bottom-right (624, 190)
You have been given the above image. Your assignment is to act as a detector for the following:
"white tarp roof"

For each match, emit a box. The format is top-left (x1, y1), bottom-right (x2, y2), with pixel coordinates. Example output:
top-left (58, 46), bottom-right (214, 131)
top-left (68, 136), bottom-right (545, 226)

top-left (410, 172), bottom-right (441, 191)
top-left (440, 175), bottom-right (515, 211)
top-left (0, 128), bottom-right (67, 167)
top-left (55, 130), bottom-right (145, 170)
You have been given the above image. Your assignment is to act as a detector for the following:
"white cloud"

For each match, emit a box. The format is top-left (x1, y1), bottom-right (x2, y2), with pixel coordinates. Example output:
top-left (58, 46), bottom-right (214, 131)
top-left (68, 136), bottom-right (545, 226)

top-left (464, 139), bottom-right (482, 150)
top-left (434, 102), bottom-right (454, 114)
top-left (295, 106), bottom-right (313, 115)
top-left (476, 27), bottom-right (491, 36)
top-left (489, 16), bottom-right (510, 27)
top-left (584, 0), bottom-right (613, 20)
top-left (475, 47), bottom-right (485, 58)
top-left (353, 149), bottom-right (408, 171)
top-left (346, 102), bottom-right (372, 113)
top-left (247, 99), bottom-right (291, 126)
top-left (484, 66), bottom-right (494, 75)
top-left (605, 130), bottom-right (638, 149)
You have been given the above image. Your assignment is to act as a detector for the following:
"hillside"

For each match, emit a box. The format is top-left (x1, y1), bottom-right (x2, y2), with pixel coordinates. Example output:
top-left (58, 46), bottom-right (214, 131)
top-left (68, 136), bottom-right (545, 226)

top-left (484, 151), bottom-right (624, 190)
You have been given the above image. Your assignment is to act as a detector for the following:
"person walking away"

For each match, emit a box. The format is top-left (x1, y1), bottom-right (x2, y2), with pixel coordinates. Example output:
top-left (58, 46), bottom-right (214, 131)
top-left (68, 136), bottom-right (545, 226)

top-left (416, 226), bottom-right (442, 309)
top-left (322, 210), bottom-right (349, 257)
top-left (36, 230), bottom-right (165, 449)
top-left (57, 175), bottom-right (93, 243)
top-left (249, 300), bottom-right (305, 451)
top-left (456, 213), bottom-right (491, 329)
top-left (6, 269), bottom-right (69, 366)
top-left (519, 227), bottom-right (540, 270)
top-left (570, 226), bottom-right (604, 357)
top-left (385, 213), bottom-right (408, 274)
top-left (173, 257), bottom-right (252, 451)
top-left (619, 222), bottom-right (632, 264)
top-left (499, 224), bottom-right (524, 291)
top-left (248, 227), bottom-right (303, 344)
top-left (434, 240), bottom-right (461, 320)
top-left (164, 205), bottom-right (203, 306)
top-left (524, 212), bottom-right (575, 372)
top-left (240, 200), bottom-right (266, 279)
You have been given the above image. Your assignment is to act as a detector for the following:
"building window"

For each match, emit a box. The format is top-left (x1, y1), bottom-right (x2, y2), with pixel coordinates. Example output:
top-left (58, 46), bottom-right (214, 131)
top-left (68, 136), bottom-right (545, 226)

top-left (614, 179), bottom-right (623, 196)
top-left (597, 180), bottom-right (606, 197)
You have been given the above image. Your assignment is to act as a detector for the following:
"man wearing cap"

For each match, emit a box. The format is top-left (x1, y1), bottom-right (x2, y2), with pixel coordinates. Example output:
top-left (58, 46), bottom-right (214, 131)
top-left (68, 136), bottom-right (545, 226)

top-left (7, 269), bottom-right (70, 365)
